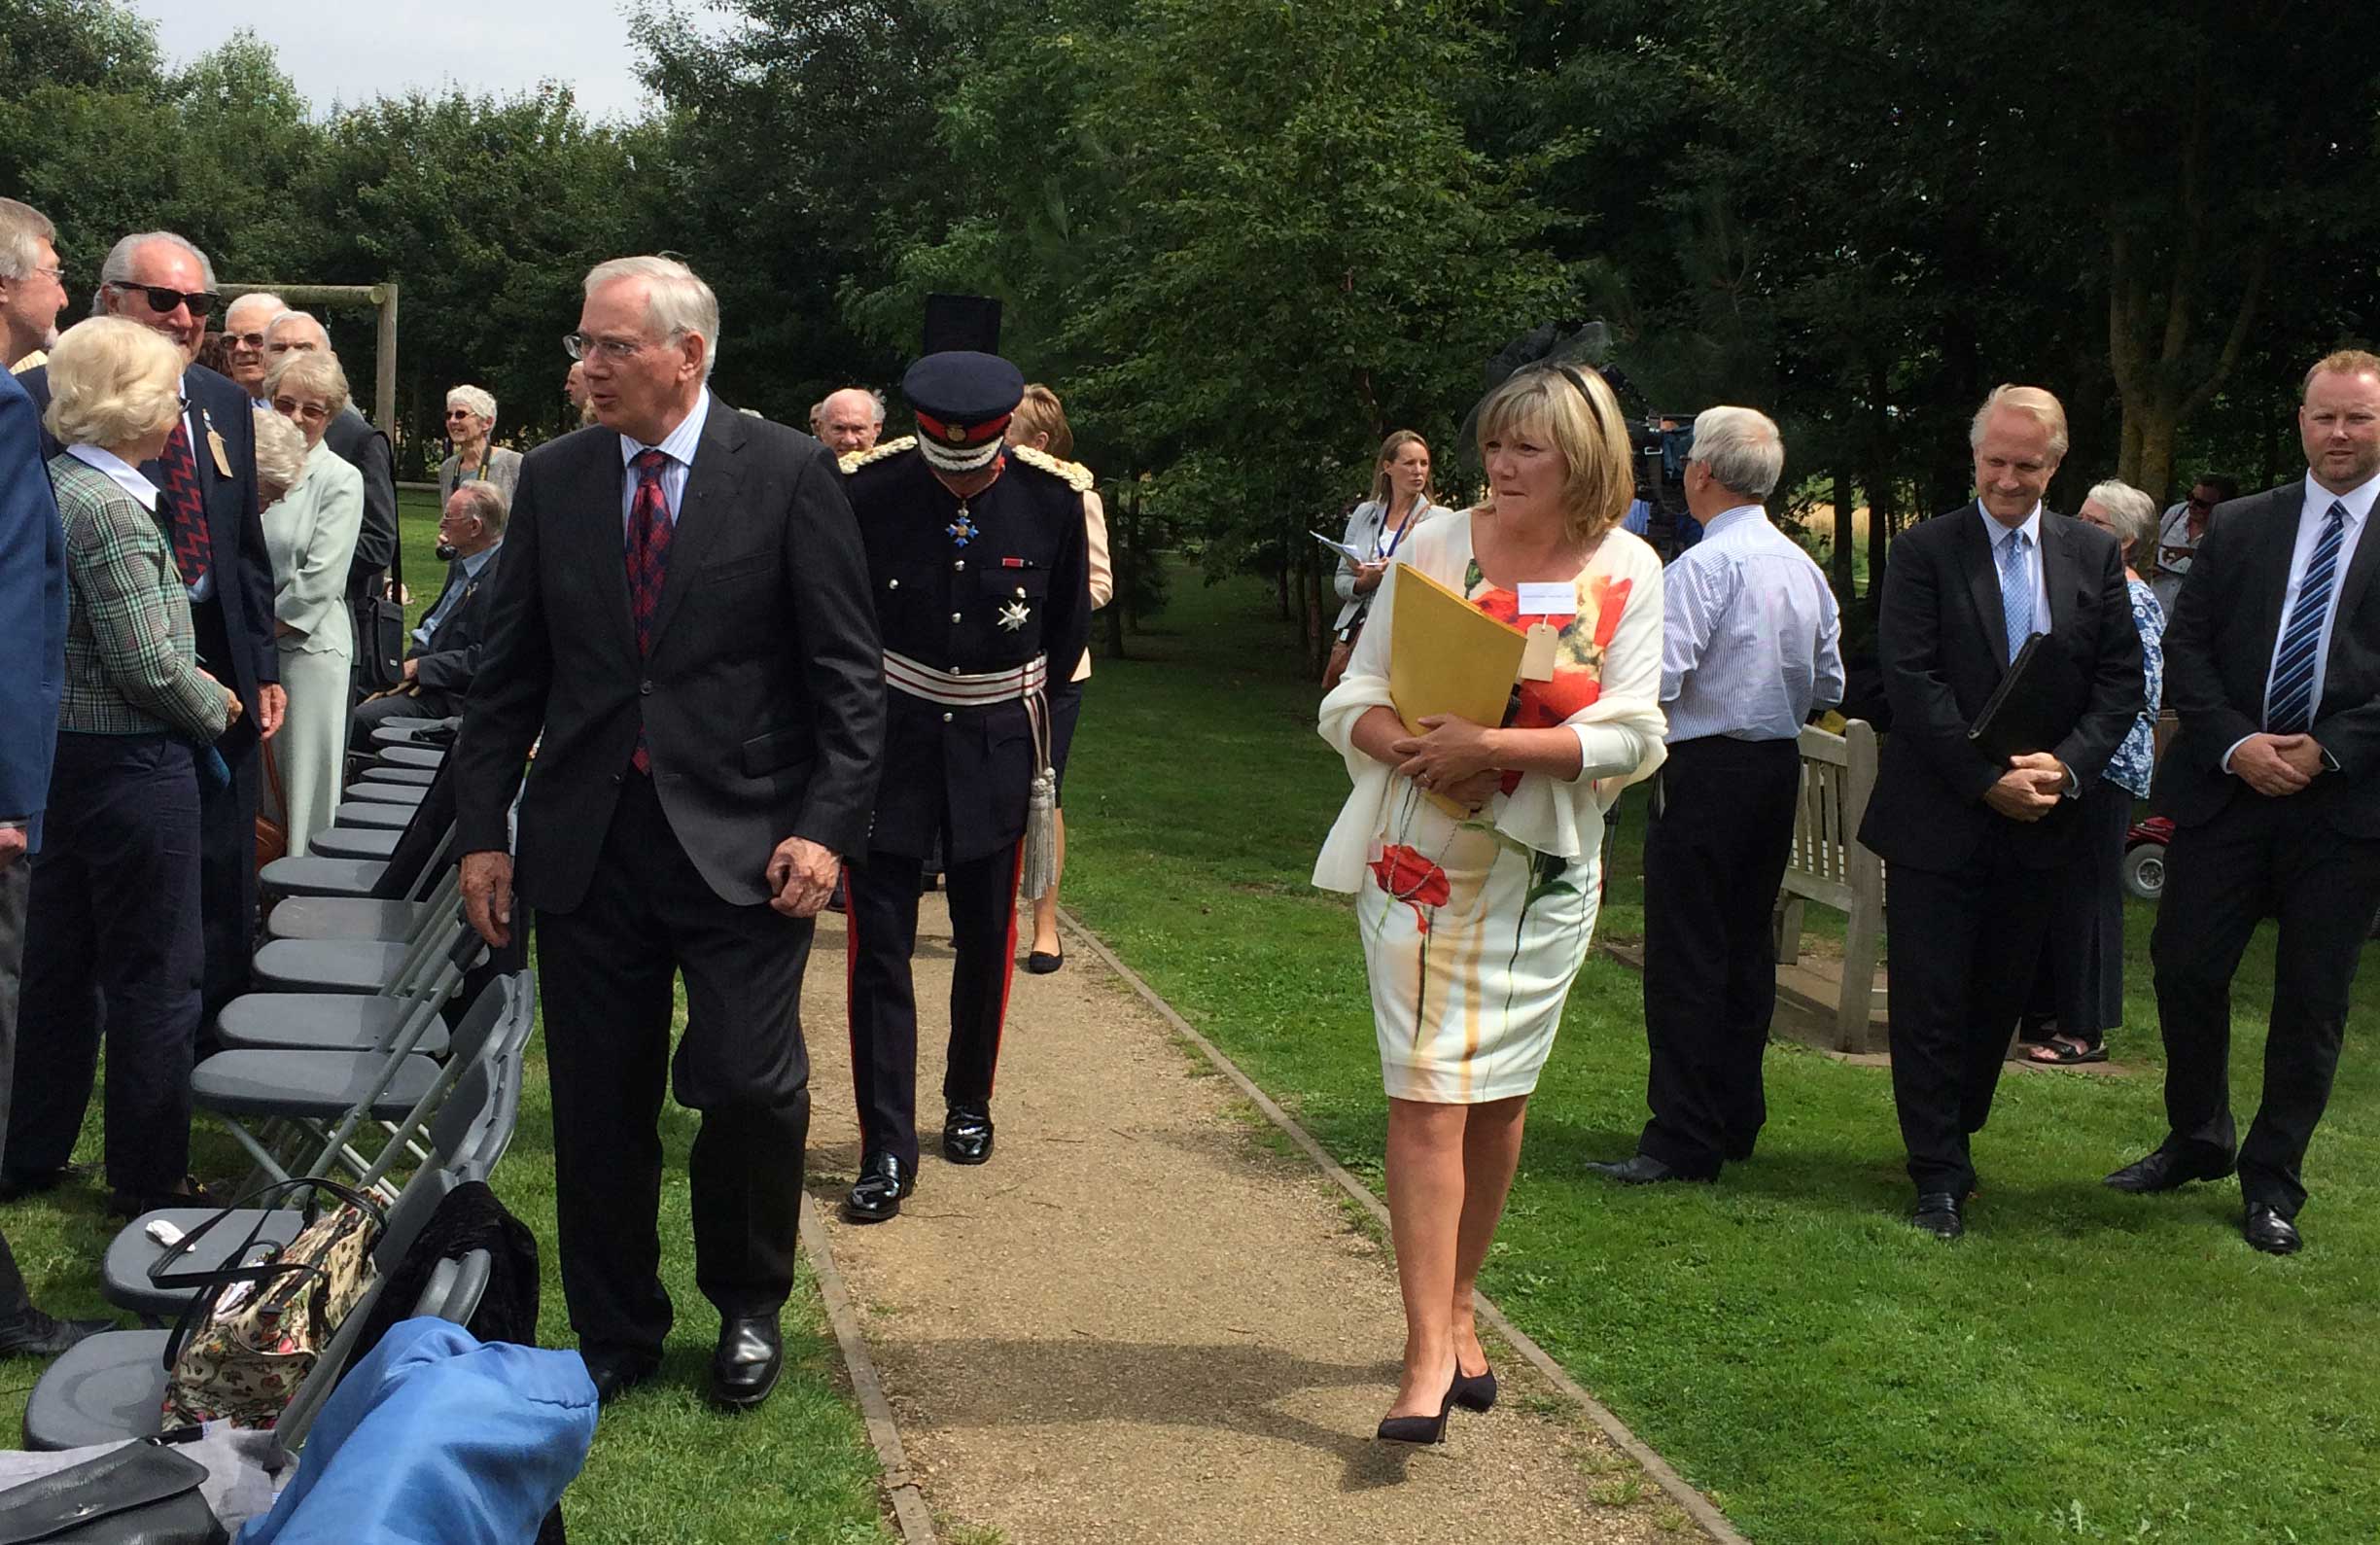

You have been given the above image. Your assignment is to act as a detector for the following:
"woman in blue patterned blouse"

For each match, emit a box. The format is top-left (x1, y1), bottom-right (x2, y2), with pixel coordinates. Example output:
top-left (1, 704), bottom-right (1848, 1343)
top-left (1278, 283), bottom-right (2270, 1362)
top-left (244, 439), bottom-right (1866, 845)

top-left (2020, 479), bottom-right (2165, 1065)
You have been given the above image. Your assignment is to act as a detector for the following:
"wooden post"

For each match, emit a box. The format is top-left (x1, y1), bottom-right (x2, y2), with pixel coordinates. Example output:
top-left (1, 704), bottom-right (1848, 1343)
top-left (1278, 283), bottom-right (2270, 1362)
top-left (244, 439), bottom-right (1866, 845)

top-left (373, 283), bottom-right (399, 439)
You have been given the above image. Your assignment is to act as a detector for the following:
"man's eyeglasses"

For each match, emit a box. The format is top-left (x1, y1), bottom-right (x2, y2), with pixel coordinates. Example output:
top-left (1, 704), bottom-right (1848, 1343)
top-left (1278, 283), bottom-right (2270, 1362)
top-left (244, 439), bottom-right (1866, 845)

top-left (444, 408), bottom-right (476, 420)
top-left (224, 332), bottom-right (269, 351)
top-left (2186, 494), bottom-right (2218, 510)
top-left (108, 281), bottom-right (220, 318)
top-left (563, 332), bottom-right (647, 363)
top-left (28, 263), bottom-right (66, 285)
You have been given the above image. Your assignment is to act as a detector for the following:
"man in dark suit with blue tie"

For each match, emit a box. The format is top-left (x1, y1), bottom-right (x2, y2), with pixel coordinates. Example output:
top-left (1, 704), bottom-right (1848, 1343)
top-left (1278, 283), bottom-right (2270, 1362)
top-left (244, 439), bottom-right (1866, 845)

top-left (15, 231), bottom-right (282, 1031)
top-left (455, 256), bottom-right (884, 1409)
top-left (1858, 385), bottom-right (2144, 1240)
top-left (2107, 351), bottom-right (2380, 1255)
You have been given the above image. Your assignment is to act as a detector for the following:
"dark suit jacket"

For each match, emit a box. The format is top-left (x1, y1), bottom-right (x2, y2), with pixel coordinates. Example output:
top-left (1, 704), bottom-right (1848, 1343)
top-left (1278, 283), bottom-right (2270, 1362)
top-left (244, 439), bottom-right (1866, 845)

top-left (453, 404), bottom-right (886, 911)
top-left (2151, 480), bottom-right (2380, 837)
top-left (323, 406), bottom-right (398, 596)
top-left (408, 544), bottom-right (504, 696)
top-left (0, 369), bottom-right (67, 851)
top-left (18, 361), bottom-right (276, 736)
top-left (1858, 503), bottom-right (2145, 874)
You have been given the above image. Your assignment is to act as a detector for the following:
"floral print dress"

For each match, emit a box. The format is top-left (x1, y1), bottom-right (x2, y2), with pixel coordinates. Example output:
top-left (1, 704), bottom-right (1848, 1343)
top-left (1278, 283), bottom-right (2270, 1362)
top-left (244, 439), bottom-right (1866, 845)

top-left (1316, 515), bottom-right (1667, 1105)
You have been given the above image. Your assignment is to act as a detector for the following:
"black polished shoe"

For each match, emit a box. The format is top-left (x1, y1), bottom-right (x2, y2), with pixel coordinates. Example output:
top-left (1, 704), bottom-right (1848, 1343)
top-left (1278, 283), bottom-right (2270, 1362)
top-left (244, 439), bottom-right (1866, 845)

top-left (1583, 1153), bottom-right (1710, 1185)
top-left (1026, 949), bottom-right (1064, 974)
top-left (0, 1309), bottom-right (114, 1357)
top-left (1451, 1362), bottom-right (1497, 1413)
top-left (581, 1347), bottom-right (662, 1406)
top-left (2243, 1206), bottom-right (2303, 1256)
top-left (1377, 1368), bottom-right (1458, 1445)
top-left (843, 1152), bottom-right (915, 1223)
top-left (1909, 1192), bottom-right (1965, 1240)
top-left (943, 1106), bottom-right (995, 1166)
top-left (2104, 1145), bottom-right (2235, 1194)
top-left (710, 1317), bottom-right (784, 1409)
top-left (0, 1163), bottom-right (94, 1202)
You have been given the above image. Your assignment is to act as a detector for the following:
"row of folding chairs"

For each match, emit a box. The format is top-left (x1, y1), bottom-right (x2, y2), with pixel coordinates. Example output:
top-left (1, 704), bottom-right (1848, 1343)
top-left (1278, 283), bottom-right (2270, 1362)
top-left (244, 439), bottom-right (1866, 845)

top-left (18, 720), bottom-right (534, 1453)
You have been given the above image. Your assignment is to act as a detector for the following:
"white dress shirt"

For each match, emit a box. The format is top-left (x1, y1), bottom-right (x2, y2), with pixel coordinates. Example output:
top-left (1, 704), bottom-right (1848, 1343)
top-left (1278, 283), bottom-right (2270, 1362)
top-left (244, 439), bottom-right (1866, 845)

top-left (64, 442), bottom-right (162, 511)
top-left (617, 389), bottom-right (712, 535)
top-left (2261, 471), bottom-right (2378, 722)
top-left (1660, 505), bottom-right (1844, 741)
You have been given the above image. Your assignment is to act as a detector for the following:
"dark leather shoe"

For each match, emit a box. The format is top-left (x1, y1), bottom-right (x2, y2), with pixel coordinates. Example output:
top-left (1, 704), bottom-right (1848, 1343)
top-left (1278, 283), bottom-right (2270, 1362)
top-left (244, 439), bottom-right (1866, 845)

top-left (1451, 1362), bottom-right (1497, 1413)
top-left (1910, 1192), bottom-right (1965, 1239)
top-left (710, 1317), bottom-right (783, 1409)
top-left (2243, 1206), bottom-right (2303, 1256)
top-left (1026, 949), bottom-right (1064, 974)
top-left (0, 1163), bottom-right (94, 1202)
top-left (943, 1107), bottom-right (995, 1166)
top-left (1584, 1153), bottom-right (1710, 1185)
top-left (2104, 1145), bottom-right (2234, 1193)
top-left (0, 1309), bottom-right (114, 1357)
top-left (844, 1152), bottom-right (914, 1223)
top-left (582, 1348), bottom-right (662, 1406)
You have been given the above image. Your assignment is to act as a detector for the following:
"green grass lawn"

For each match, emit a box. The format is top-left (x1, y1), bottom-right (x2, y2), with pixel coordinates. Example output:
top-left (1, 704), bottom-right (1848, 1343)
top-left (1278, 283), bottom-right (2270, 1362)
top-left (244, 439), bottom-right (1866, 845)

top-left (0, 493), bottom-right (889, 1543)
top-left (1058, 565), bottom-right (2380, 1544)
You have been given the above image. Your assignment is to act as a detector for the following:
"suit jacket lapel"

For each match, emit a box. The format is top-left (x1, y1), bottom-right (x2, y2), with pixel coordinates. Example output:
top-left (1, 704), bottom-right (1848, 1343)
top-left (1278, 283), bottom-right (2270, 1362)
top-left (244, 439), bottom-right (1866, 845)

top-left (645, 404), bottom-right (743, 650)
top-left (2241, 485), bottom-right (2303, 666)
top-left (2040, 510), bottom-right (2081, 637)
top-left (1956, 505), bottom-right (2012, 670)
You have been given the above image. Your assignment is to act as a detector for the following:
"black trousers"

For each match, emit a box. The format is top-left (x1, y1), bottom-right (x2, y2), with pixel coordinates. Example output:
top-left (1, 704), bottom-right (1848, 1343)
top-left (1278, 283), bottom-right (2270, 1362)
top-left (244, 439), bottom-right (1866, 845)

top-left (1637, 735), bottom-right (1802, 1176)
top-left (6, 734), bottom-right (202, 1198)
top-left (2018, 779), bottom-right (2132, 1045)
top-left (1886, 829), bottom-right (2067, 1197)
top-left (191, 597), bottom-right (258, 1021)
top-left (2150, 794), bottom-right (2380, 1217)
top-left (534, 774), bottom-right (814, 1356)
top-left (845, 840), bottom-right (1023, 1169)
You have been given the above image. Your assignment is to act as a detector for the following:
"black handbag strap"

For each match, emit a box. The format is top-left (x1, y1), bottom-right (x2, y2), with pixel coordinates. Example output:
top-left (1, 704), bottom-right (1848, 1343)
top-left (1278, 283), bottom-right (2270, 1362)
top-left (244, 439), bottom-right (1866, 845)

top-left (153, 1177), bottom-right (387, 1372)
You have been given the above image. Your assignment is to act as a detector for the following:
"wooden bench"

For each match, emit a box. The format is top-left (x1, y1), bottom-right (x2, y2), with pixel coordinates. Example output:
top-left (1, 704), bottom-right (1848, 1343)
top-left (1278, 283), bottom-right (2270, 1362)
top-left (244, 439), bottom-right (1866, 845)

top-left (1771, 720), bottom-right (1887, 1052)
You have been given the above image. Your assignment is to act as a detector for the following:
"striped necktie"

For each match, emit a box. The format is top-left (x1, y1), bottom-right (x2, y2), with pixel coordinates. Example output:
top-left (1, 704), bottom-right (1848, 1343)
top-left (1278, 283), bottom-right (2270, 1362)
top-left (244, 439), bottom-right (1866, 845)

top-left (158, 419), bottom-right (212, 587)
top-left (2264, 500), bottom-right (2349, 734)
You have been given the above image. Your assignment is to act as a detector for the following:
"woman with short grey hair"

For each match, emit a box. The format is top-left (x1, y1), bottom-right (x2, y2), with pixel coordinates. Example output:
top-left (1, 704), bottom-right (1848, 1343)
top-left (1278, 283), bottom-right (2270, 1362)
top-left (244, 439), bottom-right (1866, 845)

top-left (2018, 477), bottom-right (2166, 1065)
top-left (438, 383), bottom-right (523, 509)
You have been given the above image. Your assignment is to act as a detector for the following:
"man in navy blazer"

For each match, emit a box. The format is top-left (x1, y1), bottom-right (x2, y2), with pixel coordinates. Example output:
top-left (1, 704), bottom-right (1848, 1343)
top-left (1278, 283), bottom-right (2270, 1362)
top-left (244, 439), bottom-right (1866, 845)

top-left (18, 231), bottom-right (284, 1019)
top-left (0, 342), bottom-right (112, 1354)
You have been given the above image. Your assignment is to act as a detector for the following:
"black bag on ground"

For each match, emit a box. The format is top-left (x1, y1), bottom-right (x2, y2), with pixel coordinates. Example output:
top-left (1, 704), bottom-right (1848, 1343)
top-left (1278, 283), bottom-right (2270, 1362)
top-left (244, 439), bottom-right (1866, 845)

top-left (0, 1437), bottom-right (226, 1544)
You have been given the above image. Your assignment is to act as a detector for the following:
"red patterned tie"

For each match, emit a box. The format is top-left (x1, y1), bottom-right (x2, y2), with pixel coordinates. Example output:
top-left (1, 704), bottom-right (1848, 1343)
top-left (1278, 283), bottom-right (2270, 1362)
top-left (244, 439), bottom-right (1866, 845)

top-left (625, 448), bottom-right (674, 774)
top-left (158, 419), bottom-right (212, 587)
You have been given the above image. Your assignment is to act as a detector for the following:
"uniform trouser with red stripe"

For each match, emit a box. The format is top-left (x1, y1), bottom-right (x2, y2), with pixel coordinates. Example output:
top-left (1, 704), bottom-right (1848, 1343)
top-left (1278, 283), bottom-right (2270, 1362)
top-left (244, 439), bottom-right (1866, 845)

top-left (845, 840), bottom-right (1024, 1170)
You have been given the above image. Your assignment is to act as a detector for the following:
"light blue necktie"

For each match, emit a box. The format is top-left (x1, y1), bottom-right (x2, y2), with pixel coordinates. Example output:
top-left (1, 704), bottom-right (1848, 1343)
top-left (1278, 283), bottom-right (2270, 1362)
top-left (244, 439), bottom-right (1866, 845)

top-left (1997, 528), bottom-right (2034, 664)
top-left (2265, 501), bottom-right (2350, 733)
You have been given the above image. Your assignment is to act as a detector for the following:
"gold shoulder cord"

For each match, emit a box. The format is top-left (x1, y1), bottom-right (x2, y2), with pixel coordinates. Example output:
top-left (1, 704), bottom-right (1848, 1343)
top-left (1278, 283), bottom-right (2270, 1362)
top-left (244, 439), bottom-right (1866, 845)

top-left (1008, 444), bottom-right (1095, 493)
top-left (840, 436), bottom-right (917, 474)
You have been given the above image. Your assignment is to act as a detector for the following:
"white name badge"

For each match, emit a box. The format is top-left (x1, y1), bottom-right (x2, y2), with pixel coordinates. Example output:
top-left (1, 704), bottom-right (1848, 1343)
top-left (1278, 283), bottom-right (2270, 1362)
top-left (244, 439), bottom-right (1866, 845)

top-left (1516, 581), bottom-right (1577, 616)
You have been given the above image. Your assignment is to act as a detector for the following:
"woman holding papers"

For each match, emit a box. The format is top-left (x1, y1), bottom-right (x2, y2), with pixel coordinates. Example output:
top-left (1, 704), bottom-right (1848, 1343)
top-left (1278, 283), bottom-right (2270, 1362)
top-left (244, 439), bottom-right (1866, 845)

top-left (1313, 367), bottom-right (1665, 1443)
top-left (1323, 431), bottom-right (1453, 688)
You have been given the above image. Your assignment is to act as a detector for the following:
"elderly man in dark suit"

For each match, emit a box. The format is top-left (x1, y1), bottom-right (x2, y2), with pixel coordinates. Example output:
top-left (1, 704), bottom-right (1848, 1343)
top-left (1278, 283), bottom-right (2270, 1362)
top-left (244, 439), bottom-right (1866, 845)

top-left (0, 336), bottom-right (113, 1357)
top-left (2108, 350), bottom-right (2380, 1255)
top-left (455, 256), bottom-right (884, 1409)
top-left (353, 481), bottom-right (507, 740)
top-left (15, 231), bottom-right (281, 1031)
top-left (1858, 384), bottom-right (2144, 1239)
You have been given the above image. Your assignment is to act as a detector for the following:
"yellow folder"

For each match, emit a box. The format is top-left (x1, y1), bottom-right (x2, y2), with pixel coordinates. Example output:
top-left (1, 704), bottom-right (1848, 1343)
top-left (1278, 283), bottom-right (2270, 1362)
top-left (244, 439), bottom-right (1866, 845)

top-left (1386, 561), bottom-right (1526, 815)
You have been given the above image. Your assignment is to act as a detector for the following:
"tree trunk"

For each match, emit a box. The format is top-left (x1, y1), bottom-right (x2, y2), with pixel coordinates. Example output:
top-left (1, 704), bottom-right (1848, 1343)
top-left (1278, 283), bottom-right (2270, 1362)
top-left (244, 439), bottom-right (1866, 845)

top-left (1831, 468), bottom-right (1857, 604)
top-left (2133, 411), bottom-right (2181, 511)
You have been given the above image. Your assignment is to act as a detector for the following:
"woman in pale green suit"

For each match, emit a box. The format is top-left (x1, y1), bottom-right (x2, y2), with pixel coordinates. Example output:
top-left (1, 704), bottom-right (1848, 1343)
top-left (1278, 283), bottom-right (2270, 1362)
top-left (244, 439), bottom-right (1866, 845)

top-left (260, 350), bottom-right (365, 856)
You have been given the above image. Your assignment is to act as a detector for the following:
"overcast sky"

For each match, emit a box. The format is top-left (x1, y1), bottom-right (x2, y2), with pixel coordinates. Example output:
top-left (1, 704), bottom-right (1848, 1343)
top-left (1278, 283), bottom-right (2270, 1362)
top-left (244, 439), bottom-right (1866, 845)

top-left (138, 0), bottom-right (723, 123)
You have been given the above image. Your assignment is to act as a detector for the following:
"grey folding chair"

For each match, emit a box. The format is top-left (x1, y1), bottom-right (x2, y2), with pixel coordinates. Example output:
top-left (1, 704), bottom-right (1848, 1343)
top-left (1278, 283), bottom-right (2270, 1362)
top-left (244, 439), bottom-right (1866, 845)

top-left (308, 827), bottom-right (401, 860)
top-left (253, 872), bottom-right (463, 993)
top-left (344, 780), bottom-right (431, 807)
top-left (22, 1170), bottom-right (460, 1451)
top-left (216, 913), bottom-right (473, 1058)
top-left (377, 744), bottom-right (445, 770)
top-left (331, 800), bottom-right (412, 830)
top-left (357, 764), bottom-right (437, 787)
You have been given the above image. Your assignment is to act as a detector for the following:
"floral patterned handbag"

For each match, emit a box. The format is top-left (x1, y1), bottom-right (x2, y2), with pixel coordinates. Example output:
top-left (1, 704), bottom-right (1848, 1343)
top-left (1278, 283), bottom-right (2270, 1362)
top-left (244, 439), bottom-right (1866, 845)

top-left (152, 1179), bottom-right (387, 1429)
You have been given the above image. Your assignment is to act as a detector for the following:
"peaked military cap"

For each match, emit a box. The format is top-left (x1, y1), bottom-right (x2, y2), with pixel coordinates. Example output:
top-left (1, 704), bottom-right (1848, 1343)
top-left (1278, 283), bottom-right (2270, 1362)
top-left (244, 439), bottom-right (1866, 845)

top-left (902, 350), bottom-right (1026, 474)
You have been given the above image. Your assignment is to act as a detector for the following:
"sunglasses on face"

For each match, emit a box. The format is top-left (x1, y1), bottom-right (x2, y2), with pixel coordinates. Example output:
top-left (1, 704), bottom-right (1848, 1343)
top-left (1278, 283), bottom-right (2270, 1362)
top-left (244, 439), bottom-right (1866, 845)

top-left (224, 332), bottom-right (268, 350)
top-left (111, 281), bottom-right (219, 318)
top-left (274, 397), bottom-right (332, 423)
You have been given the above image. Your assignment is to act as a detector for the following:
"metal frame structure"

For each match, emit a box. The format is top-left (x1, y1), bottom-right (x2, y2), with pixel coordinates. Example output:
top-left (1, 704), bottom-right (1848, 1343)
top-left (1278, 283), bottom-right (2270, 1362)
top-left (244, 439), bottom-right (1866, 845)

top-left (222, 282), bottom-right (401, 439)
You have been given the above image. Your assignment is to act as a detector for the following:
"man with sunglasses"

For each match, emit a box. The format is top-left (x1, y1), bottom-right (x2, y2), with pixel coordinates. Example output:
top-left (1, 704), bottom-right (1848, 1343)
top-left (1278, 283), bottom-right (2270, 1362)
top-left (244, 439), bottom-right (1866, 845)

top-left (2152, 474), bottom-right (2240, 616)
top-left (219, 292), bottom-right (287, 407)
top-left (17, 230), bottom-right (281, 1031)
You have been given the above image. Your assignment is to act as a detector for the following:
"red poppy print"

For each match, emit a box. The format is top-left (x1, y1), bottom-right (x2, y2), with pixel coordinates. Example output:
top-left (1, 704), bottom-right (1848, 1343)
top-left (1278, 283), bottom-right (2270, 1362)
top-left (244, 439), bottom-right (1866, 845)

top-left (1370, 843), bottom-right (1451, 931)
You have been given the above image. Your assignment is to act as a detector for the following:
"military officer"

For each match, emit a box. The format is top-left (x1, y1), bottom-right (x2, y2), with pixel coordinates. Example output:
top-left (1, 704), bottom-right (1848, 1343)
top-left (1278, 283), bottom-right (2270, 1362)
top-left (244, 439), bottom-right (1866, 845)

top-left (841, 351), bottom-right (1093, 1223)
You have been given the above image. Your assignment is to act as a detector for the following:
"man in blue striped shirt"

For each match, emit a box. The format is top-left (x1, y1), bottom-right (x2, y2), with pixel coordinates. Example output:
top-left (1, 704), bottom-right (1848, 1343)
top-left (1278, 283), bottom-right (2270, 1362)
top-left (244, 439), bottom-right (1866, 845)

top-left (1590, 406), bottom-right (1843, 1184)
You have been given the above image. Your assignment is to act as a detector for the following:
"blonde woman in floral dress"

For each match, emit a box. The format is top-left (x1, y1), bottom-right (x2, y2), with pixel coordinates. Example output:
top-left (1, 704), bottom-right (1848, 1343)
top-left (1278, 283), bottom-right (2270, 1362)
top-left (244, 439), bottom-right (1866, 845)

top-left (1314, 366), bottom-right (1665, 1443)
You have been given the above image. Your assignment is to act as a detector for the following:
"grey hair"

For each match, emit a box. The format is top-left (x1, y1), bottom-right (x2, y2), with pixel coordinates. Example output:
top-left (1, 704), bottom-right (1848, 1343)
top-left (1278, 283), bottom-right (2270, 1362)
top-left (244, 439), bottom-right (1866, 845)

top-left (251, 404), bottom-right (309, 493)
top-left (446, 384), bottom-right (497, 426)
top-left (223, 292), bottom-right (287, 327)
top-left (1688, 405), bottom-right (1785, 501)
top-left (0, 197), bottom-right (56, 281)
top-left (264, 310), bottom-right (327, 347)
top-left (92, 231), bottom-right (216, 314)
top-left (447, 477), bottom-right (510, 535)
top-left (1969, 383), bottom-right (2069, 459)
top-left (584, 255), bottom-right (720, 378)
top-left (2082, 479), bottom-right (2157, 560)
top-left (822, 386), bottom-right (886, 426)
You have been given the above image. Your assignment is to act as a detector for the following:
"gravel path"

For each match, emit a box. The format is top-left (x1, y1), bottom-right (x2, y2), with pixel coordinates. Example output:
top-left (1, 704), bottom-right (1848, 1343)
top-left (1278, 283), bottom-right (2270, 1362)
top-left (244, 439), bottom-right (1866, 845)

top-left (802, 899), bottom-right (1698, 1545)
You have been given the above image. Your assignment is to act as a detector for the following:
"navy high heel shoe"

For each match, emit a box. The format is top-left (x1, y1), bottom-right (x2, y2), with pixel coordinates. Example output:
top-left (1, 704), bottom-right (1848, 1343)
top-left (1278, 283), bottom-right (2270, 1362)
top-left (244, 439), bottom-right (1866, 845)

top-left (1451, 1361), bottom-right (1497, 1413)
top-left (1376, 1370), bottom-right (1459, 1444)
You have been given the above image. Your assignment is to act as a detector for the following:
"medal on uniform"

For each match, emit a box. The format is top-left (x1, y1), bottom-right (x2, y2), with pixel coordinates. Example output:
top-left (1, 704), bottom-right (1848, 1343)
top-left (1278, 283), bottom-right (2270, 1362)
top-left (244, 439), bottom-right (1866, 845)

top-left (998, 599), bottom-right (1031, 632)
top-left (947, 501), bottom-right (977, 547)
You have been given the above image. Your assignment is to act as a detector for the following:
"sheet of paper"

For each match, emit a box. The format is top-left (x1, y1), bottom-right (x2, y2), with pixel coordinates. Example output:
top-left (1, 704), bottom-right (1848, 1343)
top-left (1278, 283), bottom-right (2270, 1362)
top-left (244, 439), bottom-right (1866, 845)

top-left (1311, 530), bottom-right (1368, 563)
top-left (1515, 581), bottom-right (1577, 616)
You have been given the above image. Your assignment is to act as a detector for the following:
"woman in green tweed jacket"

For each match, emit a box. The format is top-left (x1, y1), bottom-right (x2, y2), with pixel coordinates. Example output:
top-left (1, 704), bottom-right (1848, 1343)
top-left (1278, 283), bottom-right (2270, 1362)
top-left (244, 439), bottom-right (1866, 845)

top-left (2, 316), bottom-right (237, 1217)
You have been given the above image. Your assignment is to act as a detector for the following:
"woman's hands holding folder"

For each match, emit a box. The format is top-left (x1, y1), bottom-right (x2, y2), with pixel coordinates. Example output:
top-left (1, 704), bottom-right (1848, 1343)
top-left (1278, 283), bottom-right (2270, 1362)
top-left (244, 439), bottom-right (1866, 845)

top-left (1390, 714), bottom-right (1505, 811)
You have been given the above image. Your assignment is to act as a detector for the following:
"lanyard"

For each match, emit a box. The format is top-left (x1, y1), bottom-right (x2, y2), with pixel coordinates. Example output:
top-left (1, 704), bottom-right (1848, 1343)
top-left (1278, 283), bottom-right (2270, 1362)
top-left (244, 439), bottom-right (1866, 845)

top-left (1373, 497), bottom-right (1423, 560)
